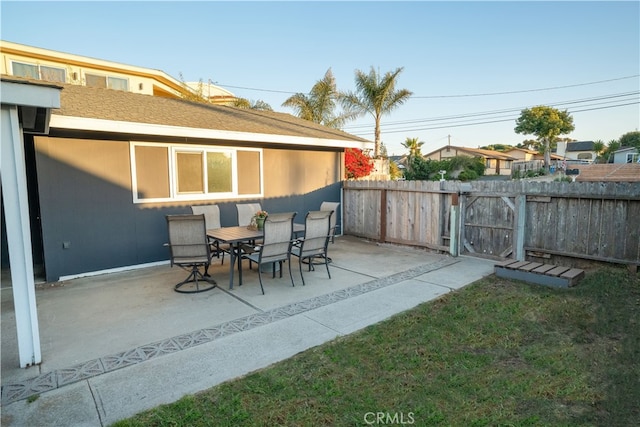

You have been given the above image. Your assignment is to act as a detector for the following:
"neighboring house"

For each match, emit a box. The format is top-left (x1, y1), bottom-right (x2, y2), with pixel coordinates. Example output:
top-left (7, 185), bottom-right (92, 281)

top-left (504, 147), bottom-right (564, 173)
top-left (502, 147), bottom-right (540, 161)
top-left (1, 40), bottom-right (232, 102)
top-left (1, 76), bottom-right (373, 283)
top-left (555, 140), bottom-right (596, 163)
top-left (612, 146), bottom-right (640, 164)
top-left (423, 145), bottom-right (517, 176)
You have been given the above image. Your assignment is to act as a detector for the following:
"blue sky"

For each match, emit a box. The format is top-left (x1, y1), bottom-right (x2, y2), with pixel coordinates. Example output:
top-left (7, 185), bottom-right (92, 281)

top-left (2, 1), bottom-right (638, 156)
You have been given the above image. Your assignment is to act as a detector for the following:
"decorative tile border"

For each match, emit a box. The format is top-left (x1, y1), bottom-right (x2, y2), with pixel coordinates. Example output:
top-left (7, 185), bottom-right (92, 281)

top-left (1, 258), bottom-right (457, 405)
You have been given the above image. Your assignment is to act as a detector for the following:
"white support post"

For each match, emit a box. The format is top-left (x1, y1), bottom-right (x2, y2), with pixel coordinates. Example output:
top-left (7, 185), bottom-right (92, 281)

top-left (1, 105), bottom-right (42, 367)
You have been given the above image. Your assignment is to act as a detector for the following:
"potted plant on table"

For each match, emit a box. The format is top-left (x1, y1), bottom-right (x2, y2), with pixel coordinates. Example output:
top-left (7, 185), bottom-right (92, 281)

top-left (253, 210), bottom-right (268, 230)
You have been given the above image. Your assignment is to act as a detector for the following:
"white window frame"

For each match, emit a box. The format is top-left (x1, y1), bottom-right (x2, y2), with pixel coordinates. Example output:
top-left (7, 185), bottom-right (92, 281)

top-left (627, 152), bottom-right (640, 163)
top-left (84, 72), bottom-right (129, 91)
top-left (130, 142), bottom-right (263, 204)
top-left (11, 60), bottom-right (66, 82)
top-left (171, 146), bottom-right (237, 199)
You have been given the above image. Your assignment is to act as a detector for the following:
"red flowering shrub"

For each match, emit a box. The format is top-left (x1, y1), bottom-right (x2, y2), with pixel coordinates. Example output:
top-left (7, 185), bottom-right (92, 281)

top-left (345, 148), bottom-right (374, 179)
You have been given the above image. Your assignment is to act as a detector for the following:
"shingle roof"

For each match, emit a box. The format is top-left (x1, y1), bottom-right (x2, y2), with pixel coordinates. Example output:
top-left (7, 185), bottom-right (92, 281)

top-left (51, 83), bottom-right (370, 143)
top-left (0, 75), bottom-right (370, 145)
top-left (567, 141), bottom-right (595, 151)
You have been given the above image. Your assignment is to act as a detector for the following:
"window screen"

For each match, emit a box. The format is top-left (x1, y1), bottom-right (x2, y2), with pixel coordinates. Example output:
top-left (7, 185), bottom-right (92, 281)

top-left (134, 145), bottom-right (170, 199)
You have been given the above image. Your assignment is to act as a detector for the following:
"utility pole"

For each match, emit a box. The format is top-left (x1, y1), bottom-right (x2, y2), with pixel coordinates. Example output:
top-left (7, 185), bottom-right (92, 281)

top-left (448, 134), bottom-right (451, 146)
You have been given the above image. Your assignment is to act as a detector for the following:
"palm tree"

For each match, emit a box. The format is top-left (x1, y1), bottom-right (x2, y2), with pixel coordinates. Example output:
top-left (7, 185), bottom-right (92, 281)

top-left (592, 140), bottom-right (605, 163)
top-left (340, 67), bottom-right (413, 158)
top-left (231, 98), bottom-right (273, 111)
top-left (282, 68), bottom-right (352, 129)
top-left (401, 137), bottom-right (424, 158)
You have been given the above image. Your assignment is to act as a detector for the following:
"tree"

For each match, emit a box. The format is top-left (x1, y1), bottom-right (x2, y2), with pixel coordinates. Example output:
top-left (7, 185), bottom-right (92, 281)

top-left (514, 106), bottom-right (574, 172)
top-left (618, 131), bottom-right (640, 149)
top-left (231, 98), bottom-right (273, 111)
top-left (282, 68), bottom-right (352, 129)
top-left (401, 137), bottom-right (424, 158)
top-left (178, 74), bottom-right (209, 103)
top-left (344, 148), bottom-right (374, 179)
top-left (340, 67), bottom-right (413, 158)
top-left (592, 140), bottom-right (606, 163)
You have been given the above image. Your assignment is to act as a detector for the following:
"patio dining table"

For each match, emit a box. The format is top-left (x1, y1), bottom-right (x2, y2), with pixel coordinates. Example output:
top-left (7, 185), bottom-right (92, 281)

top-left (207, 223), bottom-right (304, 289)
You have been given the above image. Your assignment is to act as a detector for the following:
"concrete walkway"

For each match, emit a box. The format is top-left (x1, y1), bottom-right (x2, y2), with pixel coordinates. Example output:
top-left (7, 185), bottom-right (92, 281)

top-left (1, 236), bottom-right (495, 426)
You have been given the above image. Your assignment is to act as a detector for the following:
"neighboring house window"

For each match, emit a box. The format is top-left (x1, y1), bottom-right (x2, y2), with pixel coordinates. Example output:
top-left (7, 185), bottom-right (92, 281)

top-left (577, 153), bottom-right (593, 160)
top-left (12, 61), bottom-right (66, 82)
top-left (130, 142), bottom-right (262, 203)
top-left (627, 153), bottom-right (640, 163)
top-left (85, 73), bottom-right (129, 91)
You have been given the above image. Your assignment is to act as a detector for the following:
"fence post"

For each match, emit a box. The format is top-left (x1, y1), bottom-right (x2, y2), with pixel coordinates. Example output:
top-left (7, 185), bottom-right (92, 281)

top-left (450, 192), bottom-right (459, 256)
top-left (380, 188), bottom-right (387, 242)
top-left (514, 194), bottom-right (526, 261)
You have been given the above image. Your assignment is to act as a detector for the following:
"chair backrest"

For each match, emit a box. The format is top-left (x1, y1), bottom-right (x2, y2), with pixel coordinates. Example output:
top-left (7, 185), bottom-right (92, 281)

top-left (260, 212), bottom-right (296, 263)
top-left (320, 201), bottom-right (339, 237)
top-left (190, 204), bottom-right (221, 229)
top-left (166, 214), bottom-right (210, 264)
top-left (301, 210), bottom-right (333, 255)
top-left (236, 203), bottom-right (262, 227)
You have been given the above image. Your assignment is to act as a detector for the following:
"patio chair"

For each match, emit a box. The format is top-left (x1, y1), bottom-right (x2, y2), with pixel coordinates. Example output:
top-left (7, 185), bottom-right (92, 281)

top-left (240, 212), bottom-right (296, 294)
top-left (320, 201), bottom-right (340, 243)
top-left (236, 202), bottom-right (263, 268)
top-left (165, 214), bottom-right (217, 294)
top-left (291, 210), bottom-right (333, 286)
top-left (191, 204), bottom-right (230, 264)
top-left (236, 202), bottom-right (262, 227)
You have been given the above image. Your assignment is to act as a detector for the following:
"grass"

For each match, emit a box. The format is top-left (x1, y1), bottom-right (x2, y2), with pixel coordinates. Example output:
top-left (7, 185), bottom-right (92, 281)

top-left (113, 267), bottom-right (639, 426)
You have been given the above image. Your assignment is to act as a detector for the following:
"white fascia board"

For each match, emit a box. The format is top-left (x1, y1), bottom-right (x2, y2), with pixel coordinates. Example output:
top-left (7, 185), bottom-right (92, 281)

top-left (1, 81), bottom-right (61, 109)
top-left (50, 115), bottom-right (374, 150)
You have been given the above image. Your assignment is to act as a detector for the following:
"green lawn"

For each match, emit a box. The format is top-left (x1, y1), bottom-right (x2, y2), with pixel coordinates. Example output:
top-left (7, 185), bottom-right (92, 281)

top-left (113, 267), bottom-right (639, 426)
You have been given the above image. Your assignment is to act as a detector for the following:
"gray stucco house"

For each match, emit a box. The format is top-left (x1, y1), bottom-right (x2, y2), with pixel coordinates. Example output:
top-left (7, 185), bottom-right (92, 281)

top-left (2, 77), bottom-right (373, 283)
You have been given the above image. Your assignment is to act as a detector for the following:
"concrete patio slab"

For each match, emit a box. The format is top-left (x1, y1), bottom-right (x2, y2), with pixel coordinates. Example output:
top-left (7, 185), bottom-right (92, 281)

top-left (1, 236), bottom-right (495, 426)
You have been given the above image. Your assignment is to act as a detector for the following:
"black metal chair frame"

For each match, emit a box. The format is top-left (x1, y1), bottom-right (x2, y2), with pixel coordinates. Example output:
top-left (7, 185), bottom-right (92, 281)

top-left (166, 214), bottom-right (217, 294)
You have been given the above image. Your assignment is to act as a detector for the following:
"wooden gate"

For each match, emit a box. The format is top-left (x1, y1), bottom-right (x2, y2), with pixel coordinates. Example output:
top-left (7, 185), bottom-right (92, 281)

top-left (459, 193), bottom-right (518, 259)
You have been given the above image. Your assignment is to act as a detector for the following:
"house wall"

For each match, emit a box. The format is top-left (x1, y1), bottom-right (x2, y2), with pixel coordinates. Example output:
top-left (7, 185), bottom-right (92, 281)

top-left (613, 149), bottom-right (639, 164)
top-left (567, 150), bottom-right (595, 162)
top-left (32, 136), bottom-right (343, 281)
top-left (1, 42), bottom-right (184, 98)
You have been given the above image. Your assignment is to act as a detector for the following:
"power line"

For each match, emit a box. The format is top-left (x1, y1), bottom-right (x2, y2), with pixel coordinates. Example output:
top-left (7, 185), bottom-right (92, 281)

top-left (350, 100), bottom-right (639, 135)
top-left (217, 74), bottom-right (639, 99)
top-left (410, 75), bottom-right (640, 98)
top-left (343, 91), bottom-right (639, 130)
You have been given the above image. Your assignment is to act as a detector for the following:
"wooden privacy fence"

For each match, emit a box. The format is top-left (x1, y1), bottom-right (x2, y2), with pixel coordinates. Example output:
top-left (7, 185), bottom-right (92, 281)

top-left (343, 180), bottom-right (640, 268)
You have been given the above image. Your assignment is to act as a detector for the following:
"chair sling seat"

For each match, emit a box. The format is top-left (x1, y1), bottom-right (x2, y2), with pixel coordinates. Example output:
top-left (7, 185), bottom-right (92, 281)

top-left (240, 212), bottom-right (296, 294)
top-left (191, 204), bottom-right (231, 265)
top-left (291, 210), bottom-right (333, 286)
top-left (166, 214), bottom-right (217, 294)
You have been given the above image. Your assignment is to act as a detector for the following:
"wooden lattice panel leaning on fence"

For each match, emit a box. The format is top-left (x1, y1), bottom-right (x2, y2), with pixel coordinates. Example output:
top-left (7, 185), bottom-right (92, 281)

top-left (494, 259), bottom-right (585, 288)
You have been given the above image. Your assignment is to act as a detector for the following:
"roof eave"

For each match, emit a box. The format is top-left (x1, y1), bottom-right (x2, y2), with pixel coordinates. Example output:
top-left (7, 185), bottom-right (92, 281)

top-left (49, 115), bottom-right (374, 150)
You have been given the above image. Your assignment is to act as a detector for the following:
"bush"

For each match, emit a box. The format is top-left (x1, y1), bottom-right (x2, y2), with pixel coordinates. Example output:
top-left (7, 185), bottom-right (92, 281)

top-left (345, 148), bottom-right (374, 179)
top-left (405, 155), bottom-right (484, 181)
top-left (458, 169), bottom-right (479, 181)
